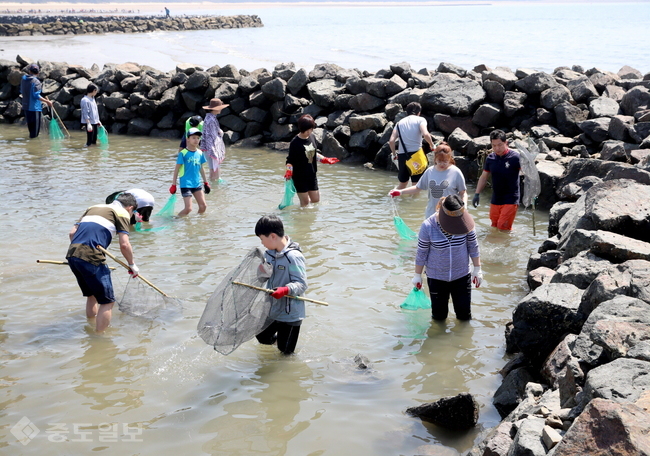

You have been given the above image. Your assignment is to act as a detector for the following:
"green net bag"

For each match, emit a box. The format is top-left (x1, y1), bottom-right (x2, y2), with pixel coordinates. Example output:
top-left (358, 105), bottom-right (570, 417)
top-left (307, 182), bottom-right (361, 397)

top-left (156, 194), bottom-right (177, 218)
top-left (278, 179), bottom-right (296, 210)
top-left (400, 287), bottom-right (431, 310)
top-left (134, 222), bottom-right (168, 233)
top-left (97, 126), bottom-right (109, 145)
top-left (393, 216), bottom-right (418, 240)
top-left (49, 118), bottom-right (65, 140)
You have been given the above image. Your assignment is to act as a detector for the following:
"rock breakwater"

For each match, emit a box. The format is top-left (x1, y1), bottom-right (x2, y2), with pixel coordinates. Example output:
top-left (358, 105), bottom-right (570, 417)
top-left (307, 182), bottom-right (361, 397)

top-left (0, 14), bottom-right (262, 36)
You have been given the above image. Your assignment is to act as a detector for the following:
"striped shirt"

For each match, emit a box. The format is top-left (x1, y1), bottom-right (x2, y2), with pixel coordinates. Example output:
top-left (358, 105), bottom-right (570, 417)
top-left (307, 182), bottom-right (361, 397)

top-left (415, 213), bottom-right (480, 282)
top-left (66, 201), bottom-right (130, 266)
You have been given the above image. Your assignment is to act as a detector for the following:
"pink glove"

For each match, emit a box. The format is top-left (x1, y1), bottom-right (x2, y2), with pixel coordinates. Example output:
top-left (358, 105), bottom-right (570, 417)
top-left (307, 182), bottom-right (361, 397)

top-left (270, 287), bottom-right (290, 299)
top-left (320, 157), bottom-right (340, 164)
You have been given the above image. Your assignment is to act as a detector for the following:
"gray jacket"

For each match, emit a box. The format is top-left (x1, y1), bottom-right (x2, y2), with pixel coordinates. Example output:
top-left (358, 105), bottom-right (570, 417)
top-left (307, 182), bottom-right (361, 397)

top-left (264, 238), bottom-right (308, 323)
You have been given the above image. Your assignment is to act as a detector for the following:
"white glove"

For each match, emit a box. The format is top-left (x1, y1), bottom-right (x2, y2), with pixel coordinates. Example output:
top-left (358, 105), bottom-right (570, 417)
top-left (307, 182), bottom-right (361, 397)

top-left (128, 263), bottom-right (140, 278)
top-left (412, 273), bottom-right (423, 290)
top-left (471, 266), bottom-right (483, 288)
top-left (87, 124), bottom-right (93, 132)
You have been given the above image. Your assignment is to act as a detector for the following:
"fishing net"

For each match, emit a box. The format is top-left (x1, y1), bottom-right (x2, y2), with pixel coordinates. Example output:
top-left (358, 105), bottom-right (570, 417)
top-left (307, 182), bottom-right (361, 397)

top-left (391, 198), bottom-right (418, 240)
top-left (134, 222), bottom-right (168, 233)
top-left (400, 287), bottom-right (431, 310)
top-left (156, 194), bottom-right (177, 218)
top-left (512, 138), bottom-right (541, 208)
top-left (97, 126), bottom-right (109, 146)
top-left (49, 118), bottom-right (65, 140)
top-left (278, 179), bottom-right (296, 210)
top-left (197, 246), bottom-right (274, 355)
top-left (114, 275), bottom-right (182, 319)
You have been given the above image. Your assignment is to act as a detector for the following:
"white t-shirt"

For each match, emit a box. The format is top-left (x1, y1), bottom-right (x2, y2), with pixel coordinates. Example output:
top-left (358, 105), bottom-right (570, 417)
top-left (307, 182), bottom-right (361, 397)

top-left (396, 115), bottom-right (426, 154)
top-left (126, 188), bottom-right (155, 209)
top-left (416, 165), bottom-right (467, 219)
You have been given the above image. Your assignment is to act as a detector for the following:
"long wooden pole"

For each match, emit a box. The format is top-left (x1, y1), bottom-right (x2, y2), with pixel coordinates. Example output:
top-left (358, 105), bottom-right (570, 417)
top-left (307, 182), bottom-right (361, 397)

top-left (97, 246), bottom-right (169, 297)
top-left (232, 280), bottom-right (329, 306)
top-left (37, 259), bottom-right (115, 270)
top-left (46, 97), bottom-right (70, 138)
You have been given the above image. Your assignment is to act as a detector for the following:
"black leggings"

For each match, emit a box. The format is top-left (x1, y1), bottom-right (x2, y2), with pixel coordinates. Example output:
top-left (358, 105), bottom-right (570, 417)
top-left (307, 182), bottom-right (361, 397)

top-left (397, 151), bottom-right (424, 184)
top-left (427, 274), bottom-right (472, 321)
top-left (256, 320), bottom-right (301, 354)
top-left (86, 124), bottom-right (99, 146)
top-left (25, 111), bottom-right (41, 138)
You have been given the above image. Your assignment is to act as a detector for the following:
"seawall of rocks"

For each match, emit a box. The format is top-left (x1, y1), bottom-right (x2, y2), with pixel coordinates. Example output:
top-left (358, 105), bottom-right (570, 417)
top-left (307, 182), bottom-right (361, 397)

top-left (0, 14), bottom-right (263, 36)
top-left (1, 57), bottom-right (649, 214)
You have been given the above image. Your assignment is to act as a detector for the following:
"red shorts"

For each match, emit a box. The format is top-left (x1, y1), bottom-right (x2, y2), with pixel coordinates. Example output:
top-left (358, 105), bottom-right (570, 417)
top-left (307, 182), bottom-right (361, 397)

top-left (489, 204), bottom-right (518, 231)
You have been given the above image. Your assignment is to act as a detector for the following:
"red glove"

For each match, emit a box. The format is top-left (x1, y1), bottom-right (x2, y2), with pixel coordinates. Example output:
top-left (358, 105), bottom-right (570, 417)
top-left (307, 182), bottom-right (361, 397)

top-left (169, 184), bottom-right (177, 194)
top-left (320, 157), bottom-right (340, 164)
top-left (270, 286), bottom-right (290, 299)
top-left (284, 168), bottom-right (293, 180)
top-left (389, 190), bottom-right (401, 197)
top-left (203, 182), bottom-right (211, 194)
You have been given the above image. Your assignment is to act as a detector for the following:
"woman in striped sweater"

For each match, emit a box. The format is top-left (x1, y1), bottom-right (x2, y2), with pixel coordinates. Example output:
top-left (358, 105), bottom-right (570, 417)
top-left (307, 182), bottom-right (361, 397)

top-left (413, 194), bottom-right (483, 321)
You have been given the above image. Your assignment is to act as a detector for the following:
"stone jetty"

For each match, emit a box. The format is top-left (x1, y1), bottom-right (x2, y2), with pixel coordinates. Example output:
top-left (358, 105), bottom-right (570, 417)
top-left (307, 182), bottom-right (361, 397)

top-left (0, 14), bottom-right (262, 36)
top-left (3, 56), bottom-right (650, 454)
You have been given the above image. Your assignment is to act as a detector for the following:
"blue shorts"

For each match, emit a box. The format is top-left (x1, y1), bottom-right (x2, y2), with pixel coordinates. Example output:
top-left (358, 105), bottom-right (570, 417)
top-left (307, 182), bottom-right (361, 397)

top-left (181, 187), bottom-right (202, 198)
top-left (67, 257), bottom-right (115, 304)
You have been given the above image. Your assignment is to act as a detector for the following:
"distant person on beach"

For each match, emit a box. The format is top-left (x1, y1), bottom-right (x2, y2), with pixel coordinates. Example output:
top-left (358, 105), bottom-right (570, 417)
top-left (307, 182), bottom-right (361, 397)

top-left (20, 63), bottom-right (53, 138)
top-left (413, 195), bottom-right (482, 321)
top-left (165, 7), bottom-right (170, 18)
top-left (66, 192), bottom-right (139, 332)
top-left (106, 189), bottom-right (155, 224)
top-left (389, 102), bottom-right (435, 190)
top-left (80, 83), bottom-right (101, 147)
top-left (389, 143), bottom-right (467, 219)
top-left (472, 129), bottom-right (521, 231)
top-left (170, 128), bottom-right (210, 216)
top-left (201, 98), bottom-right (228, 182)
top-left (179, 115), bottom-right (203, 151)
top-left (285, 114), bottom-right (338, 207)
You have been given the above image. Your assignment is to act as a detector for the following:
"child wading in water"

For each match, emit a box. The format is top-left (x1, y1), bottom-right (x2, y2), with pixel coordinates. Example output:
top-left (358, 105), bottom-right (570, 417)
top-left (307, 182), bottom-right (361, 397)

top-left (170, 128), bottom-right (211, 216)
top-left (255, 215), bottom-right (308, 354)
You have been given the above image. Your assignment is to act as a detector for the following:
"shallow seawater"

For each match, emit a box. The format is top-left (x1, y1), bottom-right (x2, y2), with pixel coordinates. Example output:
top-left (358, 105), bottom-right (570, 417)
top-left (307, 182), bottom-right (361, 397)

top-left (0, 124), bottom-right (548, 454)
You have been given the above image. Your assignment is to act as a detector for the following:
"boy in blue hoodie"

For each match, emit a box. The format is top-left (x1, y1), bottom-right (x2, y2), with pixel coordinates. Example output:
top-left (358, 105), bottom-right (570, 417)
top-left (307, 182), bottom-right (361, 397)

top-left (255, 215), bottom-right (308, 354)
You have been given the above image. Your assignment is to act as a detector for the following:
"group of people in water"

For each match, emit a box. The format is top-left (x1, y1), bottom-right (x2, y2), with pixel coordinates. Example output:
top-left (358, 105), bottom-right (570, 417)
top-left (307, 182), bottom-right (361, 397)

top-left (28, 74), bottom-right (519, 353)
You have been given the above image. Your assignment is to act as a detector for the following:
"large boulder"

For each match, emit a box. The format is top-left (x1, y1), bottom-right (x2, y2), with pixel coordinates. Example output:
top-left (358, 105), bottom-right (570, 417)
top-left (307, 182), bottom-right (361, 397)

top-left (472, 102), bottom-right (501, 128)
top-left (406, 393), bottom-right (478, 430)
top-left (589, 96), bottom-right (620, 118)
top-left (581, 358), bottom-right (650, 407)
top-left (507, 417), bottom-right (547, 456)
top-left (554, 101), bottom-right (588, 136)
top-left (567, 76), bottom-right (599, 103)
top-left (348, 113), bottom-right (387, 132)
top-left (321, 131), bottom-right (350, 160)
top-left (261, 78), bottom-right (286, 102)
top-left (307, 79), bottom-right (345, 109)
top-left (514, 72), bottom-right (558, 94)
top-left (127, 117), bottom-right (154, 135)
top-left (536, 160), bottom-right (565, 210)
top-left (620, 86), bottom-right (650, 116)
top-left (420, 78), bottom-right (486, 116)
top-left (493, 367), bottom-right (535, 418)
top-left (551, 398), bottom-right (650, 456)
top-left (503, 91), bottom-right (527, 117)
top-left (578, 117), bottom-right (611, 142)
top-left (482, 67), bottom-right (518, 90)
top-left (540, 84), bottom-right (572, 110)
top-left (551, 251), bottom-right (612, 289)
top-left (510, 283), bottom-right (584, 364)
top-left (349, 93), bottom-right (385, 112)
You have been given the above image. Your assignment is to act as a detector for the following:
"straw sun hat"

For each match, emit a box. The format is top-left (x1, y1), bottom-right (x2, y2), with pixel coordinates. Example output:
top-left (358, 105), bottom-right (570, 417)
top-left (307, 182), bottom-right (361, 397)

top-left (202, 98), bottom-right (229, 112)
top-left (437, 195), bottom-right (475, 235)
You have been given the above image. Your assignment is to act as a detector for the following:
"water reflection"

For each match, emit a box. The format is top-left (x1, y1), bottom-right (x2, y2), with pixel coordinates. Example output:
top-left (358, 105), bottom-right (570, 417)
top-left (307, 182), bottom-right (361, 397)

top-left (201, 359), bottom-right (313, 455)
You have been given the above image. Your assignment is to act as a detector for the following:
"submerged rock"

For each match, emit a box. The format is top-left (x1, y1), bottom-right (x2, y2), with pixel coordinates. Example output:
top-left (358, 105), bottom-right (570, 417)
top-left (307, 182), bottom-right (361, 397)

top-left (406, 392), bottom-right (479, 430)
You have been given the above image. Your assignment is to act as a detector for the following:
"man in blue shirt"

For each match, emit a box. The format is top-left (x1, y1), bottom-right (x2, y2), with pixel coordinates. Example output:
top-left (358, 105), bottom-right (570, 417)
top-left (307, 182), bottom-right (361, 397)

top-left (20, 64), bottom-right (53, 138)
top-left (472, 130), bottom-right (521, 231)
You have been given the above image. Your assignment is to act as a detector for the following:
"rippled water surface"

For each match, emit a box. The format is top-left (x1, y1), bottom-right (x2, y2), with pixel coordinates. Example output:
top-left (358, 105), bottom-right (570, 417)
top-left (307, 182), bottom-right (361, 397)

top-left (0, 124), bottom-right (548, 454)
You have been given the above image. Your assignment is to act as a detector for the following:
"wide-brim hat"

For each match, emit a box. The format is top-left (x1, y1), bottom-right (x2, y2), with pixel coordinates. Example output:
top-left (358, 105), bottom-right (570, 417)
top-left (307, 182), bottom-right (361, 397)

top-left (437, 195), bottom-right (475, 235)
top-left (202, 98), bottom-right (229, 112)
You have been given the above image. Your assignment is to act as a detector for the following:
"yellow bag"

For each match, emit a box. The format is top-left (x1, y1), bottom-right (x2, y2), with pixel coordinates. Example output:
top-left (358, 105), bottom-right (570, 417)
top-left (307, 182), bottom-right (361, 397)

top-left (405, 148), bottom-right (428, 175)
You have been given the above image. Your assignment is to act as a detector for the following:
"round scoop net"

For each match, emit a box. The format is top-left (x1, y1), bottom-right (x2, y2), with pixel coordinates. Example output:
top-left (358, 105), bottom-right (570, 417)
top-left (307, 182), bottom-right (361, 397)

top-left (114, 275), bottom-right (182, 319)
top-left (197, 246), bottom-right (274, 355)
top-left (512, 138), bottom-right (541, 208)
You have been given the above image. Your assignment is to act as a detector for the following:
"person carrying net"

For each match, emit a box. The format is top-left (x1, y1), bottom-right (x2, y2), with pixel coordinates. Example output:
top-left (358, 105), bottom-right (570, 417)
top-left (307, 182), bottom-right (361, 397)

top-left (254, 215), bottom-right (308, 354)
top-left (66, 193), bottom-right (140, 332)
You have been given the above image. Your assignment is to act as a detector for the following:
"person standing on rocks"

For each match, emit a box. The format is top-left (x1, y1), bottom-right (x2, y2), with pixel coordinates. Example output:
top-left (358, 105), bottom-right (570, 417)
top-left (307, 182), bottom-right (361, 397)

top-left (388, 102), bottom-right (435, 190)
top-left (20, 63), bottom-right (53, 138)
top-left (80, 83), bottom-right (101, 147)
top-left (201, 98), bottom-right (228, 182)
top-left (389, 143), bottom-right (467, 219)
top-left (165, 7), bottom-right (170, 18)
top-left (472, 129), bottom-right (521, 231)
top-left (413, 195), bottom-right (482, 321)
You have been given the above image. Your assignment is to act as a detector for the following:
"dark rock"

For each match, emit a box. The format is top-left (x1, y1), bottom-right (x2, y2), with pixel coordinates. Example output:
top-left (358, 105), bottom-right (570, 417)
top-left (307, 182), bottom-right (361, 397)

top-left (421, 78), bottom-right (486, 116)
top-left (581, 357), bottom-right (650, 408)
top-left (599, 139), bottom-right (628, 161)
top-left (515, 72), bottom-right (558, 94)
top-left (406, 392), bottom-right (478, 430)
top-left (567, 76), bottom-right (599, 103)
top-left (213, 82), bottom-right (239, 102)
top-left (127, 117), bottom-right (154, 135)
top-left (307, 79), bottom-right (345, 109)
top-left (103, 94), bottom-right (128, 111)
top-left (541, 333), bottom-right (583, 389)
top-left (483, 79), bottom-right (506, 103)
top-left (349, 129), bottom-right (378, 150)
top-left (554, 101), bottom-right (588, 136)
top-left (309, 63), bottom-right (344, 81)
top-left (589, 71), bottom-right (619, 92)
top-left (238, 75), bottom-right (260, 94)
top-left (618, 65), bottom-right (644, 80)
top-left (466, 135), bottom-right (491, 158)
top-left (447, 127), bottom-right (472, 154)
top-left (536, 108), bottom-right (555, 124)
top-left (604, 84), bottom-right (627, 102)
top-left (349, 113), bottom-right (387, 132)
top-left (503, 91), bottom-right (527, 117)
top-left (184, 71), bottom-right (210, 91)
top-left (349, 93), bottom-right (385, 112)
top-left (540, 84), bottom-right (573, 110)
top-left (217, 64), bottom-right (241, 81)
top-left (321, 131), bottom-right (350, 160)
top-left (268, 121), bottom-right (296, 141)
top-left (482, 67), bottom-right (518, 90)
top-left (551, 398), bottom-right (650, 456)
top-left (589, 96), bottom-right (620, 118)
top-left (261, 78), bottom-right (286, 102)
top-left (149, 128), bottom-right (180, 139)
top-left (538, 235), bottom-right (560, 254)
top-left (472, 102), bottom-right (501, 128)
top-left (493, 367), bottom-right (535, 418)
top-left (433, 113), bottom-right (480, 137)
top-left (608, 115), bottom-right (635, 142)
top-left (508, 417), bottom-right (547, 456)
top-left (527, 250), bottom-right (562, 271)
top-left (239, 107), bottom-right (268, 124)
top-left (272, 62), bottom-right (296, 81)
top-left (620, 86), bottom-right (650, 116)
top-left (551, 251), bottom-right (612, 289)
top-left (510, 283), bottom-right (584, 365)
top-left (181, 90), bottom-right (203, 112)
top-left (536, 160), bottom-right (565, 209)
top-left (558, 175), bottom-right (602, 202)
top-left (578, 117), bottom-right (611, 142)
